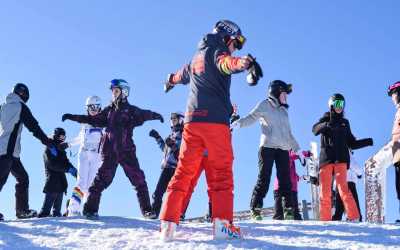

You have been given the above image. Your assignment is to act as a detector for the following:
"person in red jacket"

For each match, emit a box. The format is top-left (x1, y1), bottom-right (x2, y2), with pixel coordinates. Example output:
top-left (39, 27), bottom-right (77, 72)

top-left (159, 20), bottom-right (256, 241)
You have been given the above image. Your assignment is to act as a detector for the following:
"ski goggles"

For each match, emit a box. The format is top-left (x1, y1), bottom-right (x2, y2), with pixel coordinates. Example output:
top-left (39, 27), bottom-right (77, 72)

top-left (331, 100), bottom-right (345, 109)
top-left (87, 104), bottom-right (101, 112)
top-left (234, 35), bottom-right (246, 50)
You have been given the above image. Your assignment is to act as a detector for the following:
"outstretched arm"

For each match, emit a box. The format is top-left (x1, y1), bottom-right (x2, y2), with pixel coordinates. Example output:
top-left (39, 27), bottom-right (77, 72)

top-left (346, 121), bottom-right (373, 150)
top-left (62, 107), bottom-right (109, 127)
top-left (235, 101), bottom-right (266, 128)
top-left (312, 115), bottom-right (330, 136)
top-left (164, 64), bottom-right (191, 92)
top-left (20, 104), bottom-right (51, 146)
top-left (215, 50), bottom-right (250, 75)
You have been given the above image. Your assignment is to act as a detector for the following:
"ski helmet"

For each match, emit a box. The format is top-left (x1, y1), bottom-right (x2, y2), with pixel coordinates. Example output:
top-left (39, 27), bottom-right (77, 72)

top-left (213, 20), bottom-right (246, 50)
top-left (85, 95), bottom-right (102, 113)
top-left (170, 111), bottom-right (184, 126)
top-left (328, 93), bottom-right (346, 110)
top-left (268, 80), bottom-right (292, 99)
top-left (12, 83), bottom-right (29, 103)
top-left (110, 79), bottom-right (130, 98)
top-left (53, 127), bottom-right (66, 141)
top-left (388, 81), bottom-right (400, 97)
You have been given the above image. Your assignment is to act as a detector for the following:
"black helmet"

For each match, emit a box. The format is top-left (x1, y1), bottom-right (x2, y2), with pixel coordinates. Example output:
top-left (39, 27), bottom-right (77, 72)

top-left (328, 93), bottom-right (346, 110)
top-left (268, 80), bottom-right (292, 99)
top-left (213, 20), bottom-right (246, 50)
top-left (53, 127), bottom-right (66, 140)
top-left (12, 83), bottom-right (29, 103)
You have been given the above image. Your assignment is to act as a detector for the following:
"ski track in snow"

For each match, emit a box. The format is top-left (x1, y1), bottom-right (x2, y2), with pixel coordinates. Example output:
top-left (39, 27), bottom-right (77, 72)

top-left (0, 217), bottom-right (399, 250)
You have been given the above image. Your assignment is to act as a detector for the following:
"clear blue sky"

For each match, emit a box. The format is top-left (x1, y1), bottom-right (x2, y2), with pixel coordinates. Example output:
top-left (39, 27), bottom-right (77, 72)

top-left (1, 1), bottom-right (399, 222)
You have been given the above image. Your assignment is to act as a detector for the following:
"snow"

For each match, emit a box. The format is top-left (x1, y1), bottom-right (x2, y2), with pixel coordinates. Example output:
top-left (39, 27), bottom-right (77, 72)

top-left (0, 217), bottom-right (399, 250)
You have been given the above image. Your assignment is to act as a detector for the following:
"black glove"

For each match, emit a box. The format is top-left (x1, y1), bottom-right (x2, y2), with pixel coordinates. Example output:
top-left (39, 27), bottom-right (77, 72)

top-left (230, 114), bottom-right (240, 124)
top-left (62, 113), bottom-right (73, 122)
top-left (57, 142), bottom-right (69, 151)
top-left (357, 175), bottom-right (362, 179)
top-left (149, 129), bottom-right (161, 140)
top-left (67, 165), bottom-right (78, 178)
top-left (164, 74), bottom-right (175, 93)
top-left (365, 138), bottom-right (374, 146)
top-left (310, 176), bottom-right (319, 186)
top-left (152, 112), bottom-right (164, 123)
top-left (165, 137), bottom-right (175, 147)
top-left (246, 54), bottom-right (263, 86)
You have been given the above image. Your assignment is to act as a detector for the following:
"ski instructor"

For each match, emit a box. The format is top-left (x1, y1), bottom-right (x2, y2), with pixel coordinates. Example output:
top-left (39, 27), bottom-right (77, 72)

top-left (159, 20), bottom-right (262, 241)
top-left (62, 79), bottom-right (164, 220)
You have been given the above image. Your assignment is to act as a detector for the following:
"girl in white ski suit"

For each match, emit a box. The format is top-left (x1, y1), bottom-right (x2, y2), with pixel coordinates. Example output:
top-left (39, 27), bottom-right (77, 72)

top-left (67, 96), bottom-right (104, 216)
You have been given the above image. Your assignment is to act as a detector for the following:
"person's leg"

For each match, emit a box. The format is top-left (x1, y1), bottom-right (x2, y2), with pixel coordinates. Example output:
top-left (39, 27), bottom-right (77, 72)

top-left (250, 147), bottom-right (275, 210)
top-left (273, 190), bottom-right (284, 220)
top-left (39, 193), bottom-right (56, 217)
top-left (83, 154), bottom-right (118, 214)
top-left (292, 191), bottom-right (302, 220)
top-left (160, 123), bottom-right (206, 224)
top-left (152, 168), bottom-right (176, 217)
top-left (319, 164), bottom-right (334, 221)
top-left (180, 163), bottom-right (205, 218)
top-left (120, 150), bottom-right (152, 215)
top-left (0, 155), bottom-right (13, 192)
top-left (52, 193), bottom-right (64, 217)
top-left (334, 163), bottom-right (359, 221)
top-left (348, 182), bottom-right (362, 222)
top-left (68, 151), bottom-right (88, 214)
top-left (275, 149), bottom-right (293, 210)
top-left (395, 163), bottom-right (400, 201)
top-left (332, 185), bottom-right (345, 221)
top-left (10, 158), bottom-right (30, 213)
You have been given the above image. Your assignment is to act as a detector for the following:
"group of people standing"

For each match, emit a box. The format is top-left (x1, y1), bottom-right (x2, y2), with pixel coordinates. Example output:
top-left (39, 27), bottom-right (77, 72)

top-left (1, 19), bottom-right (399, 242)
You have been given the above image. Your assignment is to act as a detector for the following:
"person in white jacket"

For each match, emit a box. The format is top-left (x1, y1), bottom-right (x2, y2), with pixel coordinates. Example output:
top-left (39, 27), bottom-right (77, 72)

top-left (232, 80), bottom-right (300, 220)
top-left (332, 151), bottom-right (363, 221)
top-left (66, 96), bottom-right (104, 216)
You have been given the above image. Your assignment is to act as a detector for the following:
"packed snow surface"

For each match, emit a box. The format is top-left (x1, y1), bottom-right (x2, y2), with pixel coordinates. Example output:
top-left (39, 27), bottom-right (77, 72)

top-left (0, 216), bottom-right (399, 249)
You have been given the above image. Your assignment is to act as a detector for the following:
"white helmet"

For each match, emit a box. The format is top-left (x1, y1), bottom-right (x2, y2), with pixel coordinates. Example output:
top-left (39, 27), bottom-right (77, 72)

top-left (86, 95), bottom-right (102, 113)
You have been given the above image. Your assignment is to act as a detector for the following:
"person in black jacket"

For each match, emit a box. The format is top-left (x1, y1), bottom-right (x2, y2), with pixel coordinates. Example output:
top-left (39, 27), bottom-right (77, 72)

top-left (0, 83), bottom-right (54, 219)
top-left (38, 128), bottom-right (77, 217)
top-left (312, 93), bottom-right (373, 221)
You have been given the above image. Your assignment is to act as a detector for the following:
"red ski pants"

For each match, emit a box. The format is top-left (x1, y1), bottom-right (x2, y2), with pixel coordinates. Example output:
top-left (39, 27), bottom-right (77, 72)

top-left (160, 123), bottom-right (234, 224)
top-left (319, 163), bottom-right (359, 221)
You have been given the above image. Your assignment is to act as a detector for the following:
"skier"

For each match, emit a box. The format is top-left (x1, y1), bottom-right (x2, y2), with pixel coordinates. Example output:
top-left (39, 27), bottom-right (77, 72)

top-left (159, 20), bottom-right (260, 241)
top-left (387, 81), bottom-right (400, 223)
top-left (312, 93), bottom-right (373, 221)
top-left (232, 80), bottom-right (300, 220)
top-left (332, 151), bottom-right (363, 222)
top-left (0, 83), bottom-right (54, 220)
top-left (273, 150), bottom-right (302, 220)
top-left (148, 112), bottom-right (184, 219)
top-left (38, 128), bottom-right (77, 217)
top-left (61, 79), bottom-right (164, 219)
top-left (66, 96), bottom-right (104, 216)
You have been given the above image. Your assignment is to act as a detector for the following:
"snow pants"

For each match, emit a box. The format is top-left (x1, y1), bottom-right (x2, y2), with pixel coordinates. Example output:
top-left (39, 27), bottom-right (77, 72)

top-left (0, 155), bottom-right (30, 213)
top-left (395, 163), bottom-right (400, 200)
top-left (180, 156), bottom-right (213, 219)
top-left (160, 123), bottom-right (233, 224)
top-left (68, 150), bottom-right (102, 214)
top-left (250, 147), bottom-right (293, 210)
top-left (151, 167), bottom-right (176, 217)
top-left (332, 181), bottom-right (362, 222)
top-left (273, 190), bottom-right (302, 220)
top-left (319, 163), bottom-right (359, 221)
top-left (83, 149), bottom-right (152, 215)
top-left (39, 192), bottom-right (63, 217)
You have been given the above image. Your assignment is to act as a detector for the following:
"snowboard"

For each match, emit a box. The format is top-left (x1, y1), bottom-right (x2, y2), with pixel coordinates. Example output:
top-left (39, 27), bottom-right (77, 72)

top-left (303, 142), bottom-right (320, 220)
top-left (184, 207), bottom-right (276, 223)
top-left (365, 142), bottom-right (395, 223)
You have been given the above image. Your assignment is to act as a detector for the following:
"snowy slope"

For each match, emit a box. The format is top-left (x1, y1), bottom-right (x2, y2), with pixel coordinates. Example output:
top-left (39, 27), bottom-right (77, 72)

top-left (0, 217), bottom-right (399, 250)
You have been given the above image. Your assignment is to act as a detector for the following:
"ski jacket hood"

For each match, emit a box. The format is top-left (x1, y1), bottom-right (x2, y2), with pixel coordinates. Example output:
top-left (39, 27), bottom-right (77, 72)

top-left (197, 33), bottom-right (227, 51)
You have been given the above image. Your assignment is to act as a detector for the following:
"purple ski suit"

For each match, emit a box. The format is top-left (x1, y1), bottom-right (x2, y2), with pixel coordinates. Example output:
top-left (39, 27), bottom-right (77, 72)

top-left (65, 100), bottom-right (162, 215)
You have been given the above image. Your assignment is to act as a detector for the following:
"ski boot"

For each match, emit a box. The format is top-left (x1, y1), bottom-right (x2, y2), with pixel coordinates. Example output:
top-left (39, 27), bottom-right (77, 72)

top-left (16, 209), bottom-right (37, 219)
top-left (160, 220), bottom-right (177, 242)
top-left (143, 211), bottom-right (157, 220)
top-left (83, 211), bottom-right (99, 220)
top-left (213, 218), bottom-right (242, 240)
top-left (0, 212), bottom-right (4, 221)
top-left (284, 208), bottom-right (294, 220)
top-left (395, 219), bottom-right (400, 224)
top-left (250, 208), bottom-right (263, 221)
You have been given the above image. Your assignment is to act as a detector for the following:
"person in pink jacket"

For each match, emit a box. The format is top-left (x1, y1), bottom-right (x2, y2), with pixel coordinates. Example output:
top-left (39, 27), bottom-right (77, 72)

top-left (273, 150), bottom-right (302, 220)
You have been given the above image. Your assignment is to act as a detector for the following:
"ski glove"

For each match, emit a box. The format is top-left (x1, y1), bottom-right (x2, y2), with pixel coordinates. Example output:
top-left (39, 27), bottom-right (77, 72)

top-left (62, 113), bottom-right (73, 122)
top-left (67, 165), bottom-right (78, 178)
top-left (365, 138), bottom-right (374, 146)
top-left (149, 129), bottom-right (161, 140)
top-left (153, 113), bottom-right (164, 123)
top-left (246, 54), bottom-right (263, 86)
top-left (57, 142), bottom-right (69, 151)
top-left (230, 114), bottom-right (240, 124)
top-left (164, 74), bottom-right (175, 93)
top-left (165, 137), bottom-right (175, 147)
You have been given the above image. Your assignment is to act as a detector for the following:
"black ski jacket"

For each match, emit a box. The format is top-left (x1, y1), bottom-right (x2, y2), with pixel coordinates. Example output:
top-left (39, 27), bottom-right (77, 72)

top-left (312, 112), bottom-right (372, 167)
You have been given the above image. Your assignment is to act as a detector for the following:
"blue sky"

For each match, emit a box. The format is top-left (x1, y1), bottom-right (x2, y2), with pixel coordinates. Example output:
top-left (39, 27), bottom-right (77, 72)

top-left (1, 1), bottom-right (399, 222)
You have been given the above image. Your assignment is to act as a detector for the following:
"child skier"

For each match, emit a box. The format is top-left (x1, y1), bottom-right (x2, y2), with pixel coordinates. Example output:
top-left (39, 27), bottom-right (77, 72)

top-left (312, 93), bottom-right (373, 221)
top-left (38, 128), bottom-right (77, 217)
top-left (159, 20), bottom-right (261, 241)
top-left (0, 83), bottom-right (54, 220)
top-left (332, 151), bottom-right (363, 222)
top-left (62, 79), bottom-right (164, 219)
top-left (387, 81), bottom-right (400, 223)
top-left (66, 96), bottom-right (104, 216)
top-left (148, 112), bottom-right (184, 219)
top-left (232, 80), bottom-right (300, 220)
top-left (273, 150), bottom-right (302, 220)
